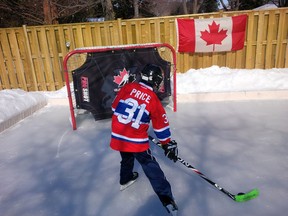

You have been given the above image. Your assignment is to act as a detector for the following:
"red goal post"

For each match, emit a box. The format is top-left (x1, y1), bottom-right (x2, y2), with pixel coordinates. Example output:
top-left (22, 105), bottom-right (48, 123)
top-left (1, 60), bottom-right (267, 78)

top-left (63, 43), bottom-right (177, 130)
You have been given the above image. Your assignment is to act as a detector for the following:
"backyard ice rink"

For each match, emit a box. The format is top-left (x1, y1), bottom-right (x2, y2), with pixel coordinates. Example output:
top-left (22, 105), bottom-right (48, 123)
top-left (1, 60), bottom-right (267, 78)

top-left (1, 66), bottom-right (288, 216)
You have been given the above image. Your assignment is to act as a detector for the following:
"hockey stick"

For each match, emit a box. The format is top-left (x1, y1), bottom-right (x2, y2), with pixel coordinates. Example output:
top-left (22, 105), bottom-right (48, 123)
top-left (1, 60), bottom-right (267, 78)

top-left (149, 136), bottom-right (259, 202)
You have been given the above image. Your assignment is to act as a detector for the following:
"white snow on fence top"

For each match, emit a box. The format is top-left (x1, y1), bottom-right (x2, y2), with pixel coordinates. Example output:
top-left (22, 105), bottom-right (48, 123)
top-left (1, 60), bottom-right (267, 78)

top-left (253, 4), bottom-right (278, 10)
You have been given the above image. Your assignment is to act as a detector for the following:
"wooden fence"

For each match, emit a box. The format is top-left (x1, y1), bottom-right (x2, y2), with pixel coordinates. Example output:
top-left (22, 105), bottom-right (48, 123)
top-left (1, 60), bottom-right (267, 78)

top-left (0, 8), bottom-right (287, 91)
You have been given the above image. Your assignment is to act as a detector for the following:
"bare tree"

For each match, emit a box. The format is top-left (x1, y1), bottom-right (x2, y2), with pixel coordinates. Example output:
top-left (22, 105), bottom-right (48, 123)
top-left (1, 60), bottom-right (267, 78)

top-left (2, 0), bottom-right (283, 27)
top-left (101, 0), bottom-right (115, 20)
top-left (0, 0), bottom-right (44, 25)
top-left (228, 0), bottom-right (240, 10)
top-left (182, 0), bottom-right (188, 14)
top-left (0, 0), bottom-right (101, 26)
top-left (279, 0), bottom-right (288, 6)
top-left (43, 0), bottom-right (58, 24)
top-left (133, 0), bottom-right (139, 18)
top-left (183, 0), bottom-right (205, 14)
top-left (143, 0), bottom-right (181, 16)
top-left (54, 0), bottom-right (101, 22)
top-left (181, 0), bottom-right (206, 14)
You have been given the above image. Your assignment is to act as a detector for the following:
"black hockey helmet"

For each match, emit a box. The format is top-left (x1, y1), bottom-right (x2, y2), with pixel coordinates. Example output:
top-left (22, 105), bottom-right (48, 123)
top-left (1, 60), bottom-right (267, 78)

top-left (140, 64), bottom-right (163, 90)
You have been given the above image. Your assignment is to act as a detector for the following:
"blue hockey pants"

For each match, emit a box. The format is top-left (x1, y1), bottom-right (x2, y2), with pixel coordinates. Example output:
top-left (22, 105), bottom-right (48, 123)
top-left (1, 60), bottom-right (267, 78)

top-left (119, 149), bottom-right (174, 204)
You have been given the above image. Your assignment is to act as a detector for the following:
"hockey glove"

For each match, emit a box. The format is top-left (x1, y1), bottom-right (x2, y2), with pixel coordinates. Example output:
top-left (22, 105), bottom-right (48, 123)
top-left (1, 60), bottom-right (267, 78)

top-left (162, 140), bottom-right (178, 162)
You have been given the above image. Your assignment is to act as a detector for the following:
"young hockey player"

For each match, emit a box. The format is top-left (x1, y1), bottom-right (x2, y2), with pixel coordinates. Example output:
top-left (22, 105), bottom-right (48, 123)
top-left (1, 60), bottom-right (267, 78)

top-left (110, 64), bottom-right (178, 215)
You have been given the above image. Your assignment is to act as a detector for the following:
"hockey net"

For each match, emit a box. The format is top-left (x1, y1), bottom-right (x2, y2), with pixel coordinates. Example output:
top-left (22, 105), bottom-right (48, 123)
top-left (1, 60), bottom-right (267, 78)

top-left (63, 43), bottom-right (177, 130)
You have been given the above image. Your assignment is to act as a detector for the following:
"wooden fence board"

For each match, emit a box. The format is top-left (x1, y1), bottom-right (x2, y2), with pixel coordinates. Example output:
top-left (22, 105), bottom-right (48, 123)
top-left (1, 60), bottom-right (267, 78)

top-left (265, 10), bottom-right (275, 68)
top-left (9, 29), bottom-right (27, 90)
top-left (117, 19), bottom-right (124, 44)
top-left (48, 26), bottom-right (64, 89)
top-left (125, 21), bottom-right (133, 44)
top-left (245, 11), bottom-right (256, 69)
top-left (84, 24), bottom-right (94, 47)
top-left (40, 27), bottom-right (55, 90)
top-left (57, 26), bottom-right (69, 57)
top-left (22, 25), bottom-right (38, 91)
top-left (0, 30), bottom-right (18, 88)
top-left (276, 9), bottom-right (287, 67)
top-left (31, 28), bottom-right (47, 90)
top-left (255, 11), bottom-right (265, 68)
top-left (0, 40), bottom-right (10, 89)
top-left (94, 24), bottom-right (103, 46)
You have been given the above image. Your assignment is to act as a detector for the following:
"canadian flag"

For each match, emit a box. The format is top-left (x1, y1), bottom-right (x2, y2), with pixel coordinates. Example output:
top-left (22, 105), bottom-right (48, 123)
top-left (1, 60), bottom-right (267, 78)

top-left (176, 15), bottom-right (248, 53)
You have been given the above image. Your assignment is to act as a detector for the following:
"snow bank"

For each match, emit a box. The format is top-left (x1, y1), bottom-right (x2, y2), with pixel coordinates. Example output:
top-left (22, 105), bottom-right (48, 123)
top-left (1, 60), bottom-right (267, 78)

top-left (177, 66), bottom-right (288, 94)
top-left (0, 89), bottom-right (47, 132)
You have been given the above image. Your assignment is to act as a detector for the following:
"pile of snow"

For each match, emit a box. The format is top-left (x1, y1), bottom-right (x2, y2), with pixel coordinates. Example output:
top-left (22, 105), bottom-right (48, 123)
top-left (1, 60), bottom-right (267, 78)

top-left (0, 89), bottom-right (47, 132)
top-left (253, 3), bottom-right (278, 10)
top-left (0, 66), bottom-right (288, 132)
top-left (177, 66), bottom-right (288, 94)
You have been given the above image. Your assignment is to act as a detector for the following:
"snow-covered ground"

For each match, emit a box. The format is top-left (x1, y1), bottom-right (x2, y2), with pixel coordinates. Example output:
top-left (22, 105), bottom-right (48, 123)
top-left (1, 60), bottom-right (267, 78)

top-left (0, 66), bottom-right (288, 216)
top-left (177, 66), bottom-right (288, 94)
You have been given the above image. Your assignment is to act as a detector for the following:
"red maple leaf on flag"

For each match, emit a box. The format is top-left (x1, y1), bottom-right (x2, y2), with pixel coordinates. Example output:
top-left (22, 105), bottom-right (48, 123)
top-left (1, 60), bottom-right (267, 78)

top-left (200, 21), bottom-right (228, 51)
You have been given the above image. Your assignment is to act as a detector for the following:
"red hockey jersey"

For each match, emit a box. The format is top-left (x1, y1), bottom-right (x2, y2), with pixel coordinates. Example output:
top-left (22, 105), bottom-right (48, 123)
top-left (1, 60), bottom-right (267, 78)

top-left (110, 82), bottom-right (171, 152)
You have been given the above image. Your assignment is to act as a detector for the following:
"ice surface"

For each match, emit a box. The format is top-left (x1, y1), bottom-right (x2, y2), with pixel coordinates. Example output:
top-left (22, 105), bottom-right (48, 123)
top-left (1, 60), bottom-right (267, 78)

top-left (0, 100), bottom-right (288, 216)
